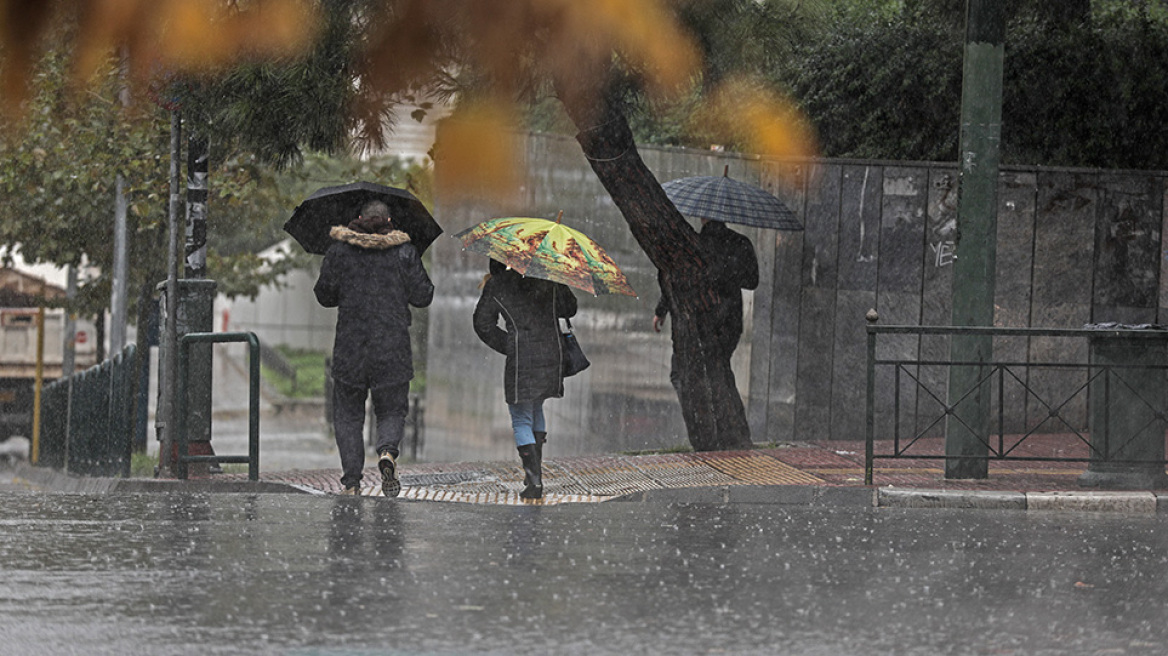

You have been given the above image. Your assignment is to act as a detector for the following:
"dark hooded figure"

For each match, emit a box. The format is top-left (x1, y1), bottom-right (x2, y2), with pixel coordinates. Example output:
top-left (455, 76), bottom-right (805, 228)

top-left (473, 258), bottom-right (578, 499)
top-left (314, 199), bottom-right (434, 496)
top-left (653, 218), bottom-right (759, 388)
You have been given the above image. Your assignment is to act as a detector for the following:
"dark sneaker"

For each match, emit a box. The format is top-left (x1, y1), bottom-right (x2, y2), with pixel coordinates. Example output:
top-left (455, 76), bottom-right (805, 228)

top-left (378, 452), bottom-right (400, 498)
top-left (340, 485), bottom-right (361, 496)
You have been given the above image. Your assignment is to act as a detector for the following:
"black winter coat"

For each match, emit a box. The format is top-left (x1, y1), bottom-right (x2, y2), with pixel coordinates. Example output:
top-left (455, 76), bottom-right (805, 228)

top-left (473, 264), bottom-right (578, 405)
top-left (314, 225), bottom-right (434, 390)
top-left (655, 221), bottom-right (759, 355)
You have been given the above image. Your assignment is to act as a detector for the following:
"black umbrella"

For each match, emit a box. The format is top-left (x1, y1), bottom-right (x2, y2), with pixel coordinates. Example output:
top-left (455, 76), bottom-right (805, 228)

top-left (661, 167), bottom-right (803, 231)
top-left (283, 182), bottom-right (443, 255)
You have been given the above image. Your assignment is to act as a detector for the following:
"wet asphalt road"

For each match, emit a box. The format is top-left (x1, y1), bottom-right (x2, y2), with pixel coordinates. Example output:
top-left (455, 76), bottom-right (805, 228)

top-left (2, 491), bottom-right (1167, 655)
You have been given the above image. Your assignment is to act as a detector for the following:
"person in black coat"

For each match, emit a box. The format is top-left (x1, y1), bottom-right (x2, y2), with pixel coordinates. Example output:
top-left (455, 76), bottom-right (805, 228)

top-left (314, 200), bottom-right (434, 496)
top-left (653, 218), bottom-right (759, 389)
top-left (473, 258), bottom-right (578, 499)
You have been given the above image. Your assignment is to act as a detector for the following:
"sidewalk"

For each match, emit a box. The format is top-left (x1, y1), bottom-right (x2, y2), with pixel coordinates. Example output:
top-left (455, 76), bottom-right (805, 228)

top-left (169, 345), bottom-right (1163, 510)
top-left (9, 433), bottom-right (1168, 512)
top-left (204, 435), bottom-right (1168, 512)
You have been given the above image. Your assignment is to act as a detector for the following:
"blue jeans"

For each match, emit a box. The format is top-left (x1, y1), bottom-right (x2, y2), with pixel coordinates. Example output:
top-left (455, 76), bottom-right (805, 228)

top-left (507, 400), bottom-right (546, 448)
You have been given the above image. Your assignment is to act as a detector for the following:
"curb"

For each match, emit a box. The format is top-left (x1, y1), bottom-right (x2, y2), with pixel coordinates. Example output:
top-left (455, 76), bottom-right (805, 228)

top-left (613, 485), bottom-right (877, 507)
top-left (1025, 490), bottom-right (1162, 513)
top-left (11, 463), bottom-right (309, 495)
top-left (879, 488), bottom-right (1026, 510)
top-left (879, 487), bottom-right (1168, 513)
top-left (615, 485), bottom-right (1168, 513)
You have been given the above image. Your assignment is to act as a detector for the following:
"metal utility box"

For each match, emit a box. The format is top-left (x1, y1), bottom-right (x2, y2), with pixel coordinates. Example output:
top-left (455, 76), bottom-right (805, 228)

top-left (1080, 327), bottom-right (1168, 489)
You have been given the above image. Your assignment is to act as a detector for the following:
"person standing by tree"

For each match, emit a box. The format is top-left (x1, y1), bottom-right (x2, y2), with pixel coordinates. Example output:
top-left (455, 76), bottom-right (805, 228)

top-left (314, 200), bottom-right (434, 496)
top-left (473, 258), bottom-right (578, 499)
top-left (653, 217), bottom-right (759, 422)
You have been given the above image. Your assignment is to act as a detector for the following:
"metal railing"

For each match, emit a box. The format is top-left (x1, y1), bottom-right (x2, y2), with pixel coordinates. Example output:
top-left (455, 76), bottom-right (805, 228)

top-left (865, 324), bottom-right (1168, 484)
top-left (39, 344), bottom-right (138, 477)
top-left (176, 332), bottom-right (260, 480)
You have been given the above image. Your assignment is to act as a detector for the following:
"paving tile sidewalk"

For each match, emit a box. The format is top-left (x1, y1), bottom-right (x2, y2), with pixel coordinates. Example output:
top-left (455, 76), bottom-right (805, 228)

top-left (9, 435), bottom-right (1167, 511)
top-left (216, 437), bottom-right (1168, 511)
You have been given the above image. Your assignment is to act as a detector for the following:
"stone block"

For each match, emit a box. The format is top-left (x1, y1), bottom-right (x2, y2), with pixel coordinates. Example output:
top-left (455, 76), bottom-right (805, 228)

top-left (878, 487), bottom-right (1026, 510)
top-left (1025, 491), bottom-right (1157, 513)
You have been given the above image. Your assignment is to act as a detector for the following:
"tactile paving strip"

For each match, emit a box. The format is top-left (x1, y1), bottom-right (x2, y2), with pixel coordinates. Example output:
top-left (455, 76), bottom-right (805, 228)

top-left (550, 455), bottom-right (666, 497)
top-left (400, 487), bottom-right (610, 505)
top-left (627, 453), bottom-right (743, 488)
top-left (695, 451), bottom-right (824, 485)
top-left (400, 471), bottom-right (489, 486)
top-left (263, 451), bottom-right (824, 501)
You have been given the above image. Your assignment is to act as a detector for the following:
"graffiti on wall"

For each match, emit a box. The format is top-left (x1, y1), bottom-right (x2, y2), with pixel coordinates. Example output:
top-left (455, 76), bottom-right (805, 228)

top-left (930, 240), bottom-right (957, 267)
top-left (930, 172), bottom-right (959, 268)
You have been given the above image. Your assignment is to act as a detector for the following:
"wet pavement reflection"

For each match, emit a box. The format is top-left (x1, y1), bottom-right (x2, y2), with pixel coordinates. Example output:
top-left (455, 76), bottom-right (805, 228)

top-left (2, 492), bottom-right (1167, 655)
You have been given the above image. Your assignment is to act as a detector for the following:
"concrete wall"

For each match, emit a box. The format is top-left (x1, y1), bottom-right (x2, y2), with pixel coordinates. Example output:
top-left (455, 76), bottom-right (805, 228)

top-left (750, 162), bottom-right (1166, 444)
top-left (218, 242), bottom-right (337, 352)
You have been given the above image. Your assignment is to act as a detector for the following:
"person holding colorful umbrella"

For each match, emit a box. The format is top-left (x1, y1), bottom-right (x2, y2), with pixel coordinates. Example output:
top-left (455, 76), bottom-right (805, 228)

top-left (472, 259), bottom-right (577, 500)
top-left (458, 212), bottom-right (634, 499)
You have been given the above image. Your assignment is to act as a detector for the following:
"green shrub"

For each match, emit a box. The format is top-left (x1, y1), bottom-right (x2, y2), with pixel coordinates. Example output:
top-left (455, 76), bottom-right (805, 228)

top-left (130, 451), bottom-right (157, 478)
top-left (262, 347), bottom-right (327, 398)
top-left (261, 346), bottom-right (426, 398)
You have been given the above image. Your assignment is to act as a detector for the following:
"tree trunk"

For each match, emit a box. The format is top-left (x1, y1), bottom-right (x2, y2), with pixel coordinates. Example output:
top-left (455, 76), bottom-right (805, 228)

top-left (560, 95), bottom-right (752, 451)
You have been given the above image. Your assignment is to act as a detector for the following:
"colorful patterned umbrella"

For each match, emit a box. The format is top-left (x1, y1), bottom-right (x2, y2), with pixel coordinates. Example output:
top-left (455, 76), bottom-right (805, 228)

top-left (454, 212), bottom-right (637, 297)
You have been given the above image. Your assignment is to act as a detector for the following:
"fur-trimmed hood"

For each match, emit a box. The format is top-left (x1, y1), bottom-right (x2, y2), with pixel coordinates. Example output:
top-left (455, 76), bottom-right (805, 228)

top-left (329, 224), bottom-right (411, 250)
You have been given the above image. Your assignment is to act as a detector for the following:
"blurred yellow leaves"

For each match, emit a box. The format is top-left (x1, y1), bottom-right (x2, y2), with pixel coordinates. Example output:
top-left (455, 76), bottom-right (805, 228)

top-left (0, 0), bottom-right (819, 197)
top-left (0, 0), bottom-right (54, 112)
top-left (691, 76), bottom-right (820, 189)
top-left (413, 3), bottom-right (815, 197)
top-left (145, 1), bottom-right (316, 71)
top-left (360, 0), bottom-right (699, 103)
top-left (1, 0), bottom-right (317, 114)
top-left (533, 0), bottom-right (699, 99)
top-left (382, 0), bottom-right (701, 202)
top-left (432, 99), bottom-right (523, 206)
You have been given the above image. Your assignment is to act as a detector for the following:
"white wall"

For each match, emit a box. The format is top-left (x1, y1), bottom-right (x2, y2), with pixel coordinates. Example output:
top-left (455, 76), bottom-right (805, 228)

top-left (216, 241), bottom-right (336, 351)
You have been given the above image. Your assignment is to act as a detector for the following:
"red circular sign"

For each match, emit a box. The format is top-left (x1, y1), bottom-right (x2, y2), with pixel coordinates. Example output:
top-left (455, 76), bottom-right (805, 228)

top-left (76, 331), bottom-right (88, 344)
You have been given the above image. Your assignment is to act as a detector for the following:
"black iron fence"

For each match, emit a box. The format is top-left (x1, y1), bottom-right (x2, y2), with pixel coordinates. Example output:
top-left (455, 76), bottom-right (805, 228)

top-left (865, 324), bottom-right (1168, 484)
top-left (38, 344), bottom-right (138, 477)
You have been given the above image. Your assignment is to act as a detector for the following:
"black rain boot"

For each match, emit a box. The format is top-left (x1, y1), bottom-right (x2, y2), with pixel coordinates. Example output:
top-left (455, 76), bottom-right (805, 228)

top-left (518, 444), bottom-right (543, 499)
top-left (525, 431), bottom-right (548, 491)
top-left (533, 431), bottom-right (547, 462)
top-left (522, 433), bottom-right (549, 488)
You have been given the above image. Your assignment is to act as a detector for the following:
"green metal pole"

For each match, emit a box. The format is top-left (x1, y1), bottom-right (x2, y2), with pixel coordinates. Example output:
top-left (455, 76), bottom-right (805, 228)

top-left (865, 311), bottom-right (878, 486)
top-left (158, 110), bottom-right (181, 478)
top-left (945, 0), bottom-right (1006, 479)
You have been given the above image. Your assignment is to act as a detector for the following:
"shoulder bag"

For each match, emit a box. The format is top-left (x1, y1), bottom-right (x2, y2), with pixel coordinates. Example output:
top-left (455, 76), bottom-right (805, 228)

top-left (561, 318), bottom-right (590, 377)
